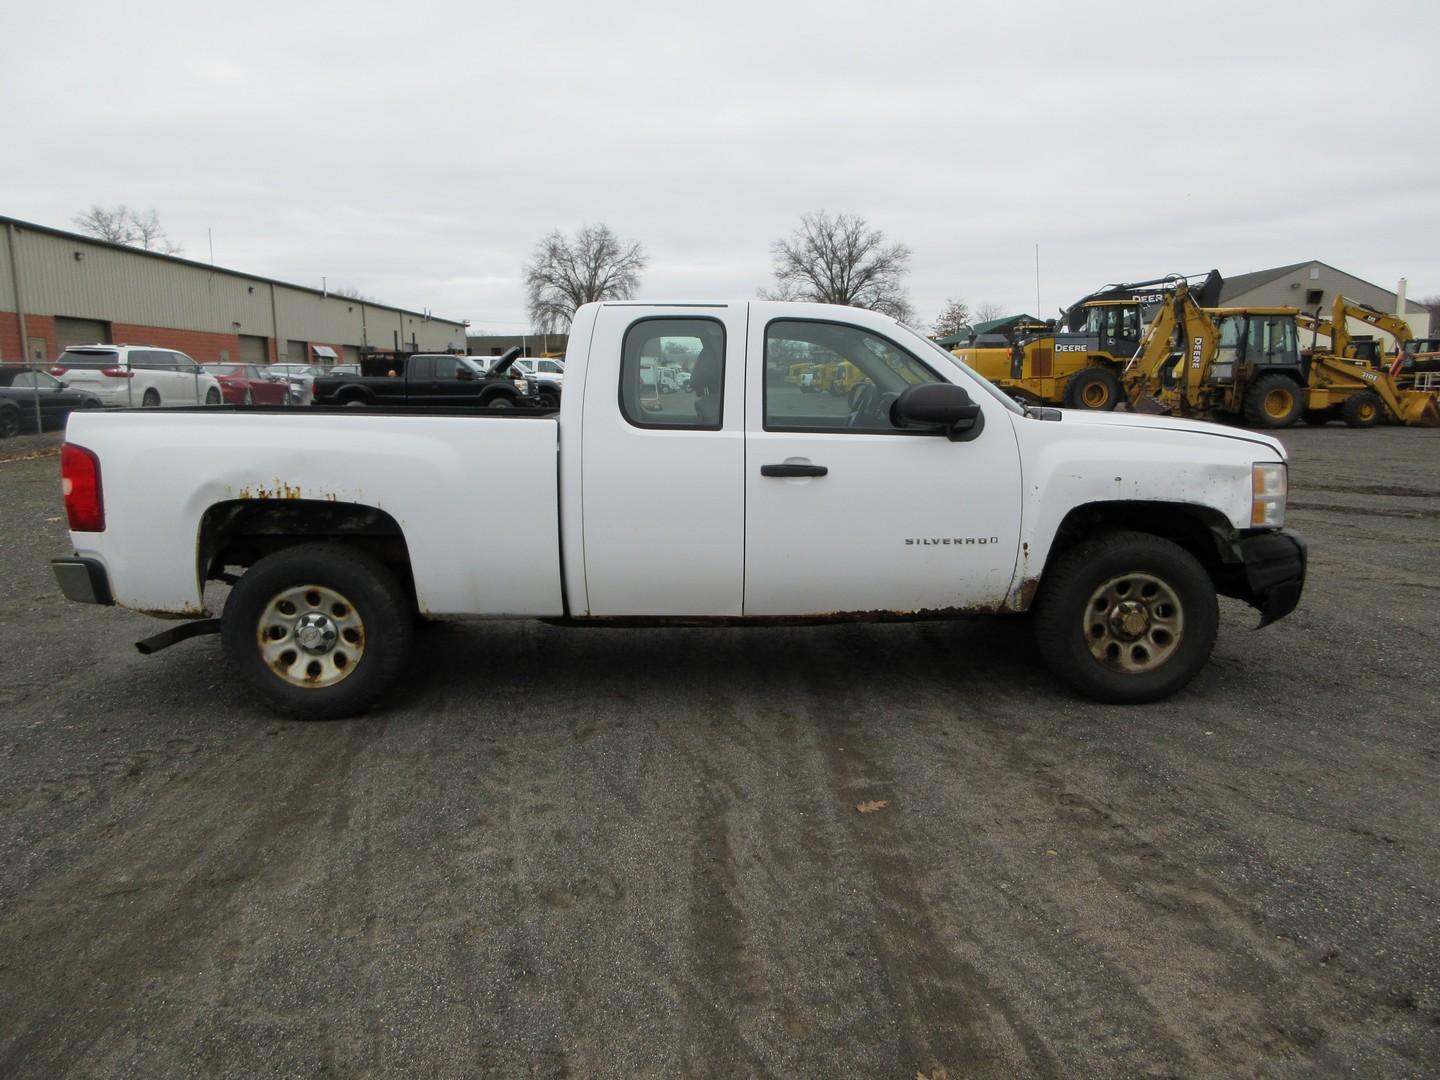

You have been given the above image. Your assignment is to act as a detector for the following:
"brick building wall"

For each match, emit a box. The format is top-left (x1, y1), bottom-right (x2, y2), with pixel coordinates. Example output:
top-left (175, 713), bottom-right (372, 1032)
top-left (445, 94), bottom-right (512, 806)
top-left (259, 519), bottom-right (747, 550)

top-left (0, 312), bottom-right (56, 362)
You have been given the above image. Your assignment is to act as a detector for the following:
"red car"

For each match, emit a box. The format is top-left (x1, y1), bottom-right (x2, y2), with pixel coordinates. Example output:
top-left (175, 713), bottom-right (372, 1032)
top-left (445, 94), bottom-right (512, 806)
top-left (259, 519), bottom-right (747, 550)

top-left (201, 364), bottom-right (290, 405)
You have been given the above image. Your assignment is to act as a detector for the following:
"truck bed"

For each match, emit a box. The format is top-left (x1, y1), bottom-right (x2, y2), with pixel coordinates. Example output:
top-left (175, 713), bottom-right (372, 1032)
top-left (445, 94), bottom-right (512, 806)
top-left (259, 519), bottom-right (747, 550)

top-left (62, 409), bottom-right (565, 618)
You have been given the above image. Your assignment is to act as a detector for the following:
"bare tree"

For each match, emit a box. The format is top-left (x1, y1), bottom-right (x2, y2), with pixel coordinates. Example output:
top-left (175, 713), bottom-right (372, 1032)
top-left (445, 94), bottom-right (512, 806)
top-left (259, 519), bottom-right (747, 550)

top-left (73, 204), bottom-right (182, 254)
top-left (335, 285), bottom-right (375, 302)
top-left (524, 224), bottom-right (646, 333)
top-left (974, 303), bottom-right (1006, 324)
top-left (763, 211), bottom-right (912, 320)
top-left (931, 298), bottom-right (971, 339)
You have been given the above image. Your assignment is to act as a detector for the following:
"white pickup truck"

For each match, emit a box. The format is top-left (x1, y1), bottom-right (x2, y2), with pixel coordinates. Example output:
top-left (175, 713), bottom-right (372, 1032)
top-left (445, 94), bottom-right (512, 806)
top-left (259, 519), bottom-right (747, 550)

top-left (51, 300), bottom-right (1305, 719)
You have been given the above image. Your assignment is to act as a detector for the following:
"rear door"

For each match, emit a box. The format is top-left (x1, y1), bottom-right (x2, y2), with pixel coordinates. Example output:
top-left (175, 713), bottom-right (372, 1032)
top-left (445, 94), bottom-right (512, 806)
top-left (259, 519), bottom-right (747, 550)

top-left (579, 304), bottom-right (746, 616)
top-left (743, 312), bottom-right (1022, 616)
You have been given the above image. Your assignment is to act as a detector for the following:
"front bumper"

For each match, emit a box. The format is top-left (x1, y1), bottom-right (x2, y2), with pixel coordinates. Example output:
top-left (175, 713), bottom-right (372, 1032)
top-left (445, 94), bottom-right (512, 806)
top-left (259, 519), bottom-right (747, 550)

top-left (1232, 528), bottom-right (1306, 627)
top-left (52, 557), bottom-right (114, 606)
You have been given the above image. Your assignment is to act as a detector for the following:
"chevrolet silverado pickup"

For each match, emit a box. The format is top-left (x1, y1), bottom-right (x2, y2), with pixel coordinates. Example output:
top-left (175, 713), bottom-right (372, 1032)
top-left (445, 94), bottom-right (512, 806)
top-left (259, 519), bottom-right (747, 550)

top-left (51, 300), bottom-right (1305, 719)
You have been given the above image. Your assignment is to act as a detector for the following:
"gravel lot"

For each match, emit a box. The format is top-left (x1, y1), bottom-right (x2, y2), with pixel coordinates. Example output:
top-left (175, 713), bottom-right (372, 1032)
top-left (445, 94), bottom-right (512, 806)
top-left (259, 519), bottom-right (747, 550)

top-left (1, 424), bottom-right (1437, 1078)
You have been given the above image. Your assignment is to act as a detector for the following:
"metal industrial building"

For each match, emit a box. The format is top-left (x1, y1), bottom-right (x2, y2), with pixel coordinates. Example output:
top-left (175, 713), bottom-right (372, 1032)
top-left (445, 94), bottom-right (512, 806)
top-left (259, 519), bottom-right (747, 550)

top-left (1219, 261), bottom-right (1431, 338)
top-left (1, 214), bottom-right (467, 367)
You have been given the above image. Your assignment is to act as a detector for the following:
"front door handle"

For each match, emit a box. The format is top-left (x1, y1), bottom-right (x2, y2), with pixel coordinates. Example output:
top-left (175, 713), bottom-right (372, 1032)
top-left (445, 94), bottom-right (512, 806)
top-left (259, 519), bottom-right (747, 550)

top-left (761, 463), bottom-right (828, 478)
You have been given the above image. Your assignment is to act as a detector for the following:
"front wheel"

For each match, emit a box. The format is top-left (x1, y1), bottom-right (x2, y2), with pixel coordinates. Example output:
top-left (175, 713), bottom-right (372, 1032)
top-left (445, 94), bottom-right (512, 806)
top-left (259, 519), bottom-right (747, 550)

top-left (1340, 390), bottom-right (1382, 428)
top-left (485, 396), bottom-right (514, 409)
top-left (1034, 531), bottom-right (1219, 704)
top-left (1063, 367), bottom-right (1121, 411)
top-left (0, 407), bottom-right (19, 439)
top-left (221, 542), bottom-right (413, 720)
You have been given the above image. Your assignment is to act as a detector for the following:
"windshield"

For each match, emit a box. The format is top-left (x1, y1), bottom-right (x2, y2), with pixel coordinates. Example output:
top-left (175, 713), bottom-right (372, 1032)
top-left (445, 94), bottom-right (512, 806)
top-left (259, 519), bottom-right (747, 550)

top-left (901, 324), bottom-right (1025, 415)
top-left (458, 358), bottom-right (488, 376)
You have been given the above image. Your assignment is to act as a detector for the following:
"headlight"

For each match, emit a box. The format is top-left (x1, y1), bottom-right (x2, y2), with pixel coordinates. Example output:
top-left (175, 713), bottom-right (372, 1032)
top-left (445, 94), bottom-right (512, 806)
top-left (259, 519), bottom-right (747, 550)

top-left (1251, 462), bottom-right (1287, 527)
top-left (514, 378), bottom-right (529, 394)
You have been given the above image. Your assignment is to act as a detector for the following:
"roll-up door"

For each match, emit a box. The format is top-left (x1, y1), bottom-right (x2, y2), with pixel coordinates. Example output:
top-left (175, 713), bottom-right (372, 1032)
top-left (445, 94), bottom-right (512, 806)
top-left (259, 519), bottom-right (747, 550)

top-left (286, 339), bottom-right (308, 363)
top-left (55, 317), bottom-right (112, 351)
top-left (239, 335), bottom-right (268, 365)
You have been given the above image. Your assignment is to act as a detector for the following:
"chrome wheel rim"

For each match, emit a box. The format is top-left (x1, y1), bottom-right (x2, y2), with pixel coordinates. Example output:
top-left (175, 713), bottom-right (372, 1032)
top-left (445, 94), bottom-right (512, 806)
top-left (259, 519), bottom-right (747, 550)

top-left (257, 584), bottom-right (365, 688)
top-left (1084, 572), bottom-right (1183, 674)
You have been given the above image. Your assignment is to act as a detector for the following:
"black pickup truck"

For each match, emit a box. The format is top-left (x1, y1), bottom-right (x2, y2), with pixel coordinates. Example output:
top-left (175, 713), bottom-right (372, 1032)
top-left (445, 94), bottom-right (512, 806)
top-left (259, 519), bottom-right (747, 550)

top-left (310, 348), bottom-right (539, 408)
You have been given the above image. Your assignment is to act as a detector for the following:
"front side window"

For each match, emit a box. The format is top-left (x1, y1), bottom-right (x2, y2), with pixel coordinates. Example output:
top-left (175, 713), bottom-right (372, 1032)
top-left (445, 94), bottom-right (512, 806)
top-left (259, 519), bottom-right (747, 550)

top-left (12, 371), bottom-right (60, 389)
top-left (619, 318), bottom-right (725, 429)
top-left (764, 320), bottom-right (941, 433)
top-left (432, 356), bottom-right (460, 380)
top-left (1246, 316), bottom-right (1298, 366)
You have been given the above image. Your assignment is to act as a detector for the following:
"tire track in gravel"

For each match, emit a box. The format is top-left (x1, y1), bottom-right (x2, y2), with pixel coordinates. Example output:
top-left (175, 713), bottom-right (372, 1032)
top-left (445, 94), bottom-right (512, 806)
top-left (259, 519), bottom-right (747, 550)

top-left (0, 717), bottom-right (388, 1079)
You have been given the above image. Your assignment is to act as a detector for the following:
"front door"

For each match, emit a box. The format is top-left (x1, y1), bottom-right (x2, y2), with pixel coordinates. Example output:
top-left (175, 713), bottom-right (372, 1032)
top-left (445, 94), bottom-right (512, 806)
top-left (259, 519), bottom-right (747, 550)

top-left (579, 304), bottom-right (746, 616)
top-left (744, 314), bottom-right (1023, 616)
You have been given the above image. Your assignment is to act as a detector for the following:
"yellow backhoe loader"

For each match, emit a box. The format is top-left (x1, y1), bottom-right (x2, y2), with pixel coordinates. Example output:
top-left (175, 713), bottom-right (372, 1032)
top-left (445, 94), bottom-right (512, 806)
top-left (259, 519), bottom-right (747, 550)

top-left (1294, 296), bottom-right (1439, 426)
top-left (952, 272), bottom-right (1222, 411)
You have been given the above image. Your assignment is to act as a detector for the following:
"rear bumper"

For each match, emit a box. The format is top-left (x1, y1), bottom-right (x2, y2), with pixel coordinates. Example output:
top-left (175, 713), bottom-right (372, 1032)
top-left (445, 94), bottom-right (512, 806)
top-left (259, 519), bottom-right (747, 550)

top-left (1232, 528), bottom-right (1306, 627)
top-left (52, 557), bottom-right (114, 606)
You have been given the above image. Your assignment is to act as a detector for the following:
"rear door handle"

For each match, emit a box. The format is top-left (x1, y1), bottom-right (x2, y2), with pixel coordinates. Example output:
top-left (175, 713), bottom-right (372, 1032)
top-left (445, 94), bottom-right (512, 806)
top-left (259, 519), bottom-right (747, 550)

top-left (761, 463), bottom-right (828, 477)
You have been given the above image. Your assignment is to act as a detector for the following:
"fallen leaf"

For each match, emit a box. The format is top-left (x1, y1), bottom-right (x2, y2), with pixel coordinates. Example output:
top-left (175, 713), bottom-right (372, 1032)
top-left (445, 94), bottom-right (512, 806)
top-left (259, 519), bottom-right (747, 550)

top-left (856, 800), bottom-right (889, 814)
top-left (918, 1070), bottom-right (949, 1080)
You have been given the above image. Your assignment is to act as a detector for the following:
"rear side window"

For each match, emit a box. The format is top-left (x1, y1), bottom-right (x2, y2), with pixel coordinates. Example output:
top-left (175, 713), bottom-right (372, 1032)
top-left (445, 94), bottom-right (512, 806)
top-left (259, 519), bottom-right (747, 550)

top-left (619, 317), bottom-right (725, 430)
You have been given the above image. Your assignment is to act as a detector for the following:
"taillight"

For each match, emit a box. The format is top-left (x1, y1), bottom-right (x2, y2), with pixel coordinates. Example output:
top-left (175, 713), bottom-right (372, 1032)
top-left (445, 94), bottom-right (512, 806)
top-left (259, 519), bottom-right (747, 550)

top-left (101, 367), bottom-right (133, 378)
top-left (50, 366), bottom-right (68, 376)
top-left (61, 443), bottom-right (105, 532)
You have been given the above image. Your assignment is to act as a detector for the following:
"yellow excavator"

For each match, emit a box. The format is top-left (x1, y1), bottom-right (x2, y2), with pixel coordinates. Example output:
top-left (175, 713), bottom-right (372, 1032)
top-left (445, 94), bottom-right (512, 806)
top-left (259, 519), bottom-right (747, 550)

top-left (1293, 296), bottom-right (1439, 426)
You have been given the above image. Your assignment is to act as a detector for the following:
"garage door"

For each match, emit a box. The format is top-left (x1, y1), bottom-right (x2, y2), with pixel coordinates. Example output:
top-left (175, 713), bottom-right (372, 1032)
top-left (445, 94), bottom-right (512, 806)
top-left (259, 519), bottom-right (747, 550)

top-left (239, 335), bottom-right (269, 365)
top-left (343, 345), bottom-right (360, 364)
top-left (55, 317), bottom-right (112, 351)
top-left (287, 339), bottom-right (308, 363)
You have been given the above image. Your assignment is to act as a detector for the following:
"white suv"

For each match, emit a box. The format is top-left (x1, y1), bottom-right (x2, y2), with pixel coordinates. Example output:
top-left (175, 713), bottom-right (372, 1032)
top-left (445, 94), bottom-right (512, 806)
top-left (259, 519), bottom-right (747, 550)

top-left (53, 345), bottom-right (223, 408)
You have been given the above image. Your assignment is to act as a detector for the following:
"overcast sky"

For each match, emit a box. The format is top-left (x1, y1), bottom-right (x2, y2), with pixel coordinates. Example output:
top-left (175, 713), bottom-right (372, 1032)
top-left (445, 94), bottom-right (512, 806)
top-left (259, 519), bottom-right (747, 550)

top-left (5, 0), bottom-right (1438, 333)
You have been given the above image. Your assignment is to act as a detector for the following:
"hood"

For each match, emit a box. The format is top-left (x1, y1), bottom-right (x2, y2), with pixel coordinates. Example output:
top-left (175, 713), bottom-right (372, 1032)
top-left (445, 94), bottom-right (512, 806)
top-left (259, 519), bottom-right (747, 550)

top-left (489, 346), bottom-right (523, 376)
top-left (1048, 408), bottom-right (1286, 457)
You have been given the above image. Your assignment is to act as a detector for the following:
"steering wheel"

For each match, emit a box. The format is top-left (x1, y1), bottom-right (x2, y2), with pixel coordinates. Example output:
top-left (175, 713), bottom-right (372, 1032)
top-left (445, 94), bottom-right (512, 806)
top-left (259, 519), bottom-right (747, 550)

top-left (847, 383), bottom-right (878, 427)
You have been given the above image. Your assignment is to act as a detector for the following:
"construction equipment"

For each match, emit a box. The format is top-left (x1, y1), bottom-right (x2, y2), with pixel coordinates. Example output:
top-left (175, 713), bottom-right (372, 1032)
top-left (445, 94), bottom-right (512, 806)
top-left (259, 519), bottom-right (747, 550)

top-left (1294, 296), bottom-right (1439, 427)
top-left (952, 272), bottom-right (1223, 411)
top-left (1122, 281), bottom-right (1309, 428)
top-left (1124, 284), bottom-right (1439, 428)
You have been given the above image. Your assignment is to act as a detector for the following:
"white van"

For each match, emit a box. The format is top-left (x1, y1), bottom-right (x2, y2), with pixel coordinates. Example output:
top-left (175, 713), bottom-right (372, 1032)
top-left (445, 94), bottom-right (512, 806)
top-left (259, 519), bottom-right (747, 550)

top-left (54, 345), bottom-right (222, 408)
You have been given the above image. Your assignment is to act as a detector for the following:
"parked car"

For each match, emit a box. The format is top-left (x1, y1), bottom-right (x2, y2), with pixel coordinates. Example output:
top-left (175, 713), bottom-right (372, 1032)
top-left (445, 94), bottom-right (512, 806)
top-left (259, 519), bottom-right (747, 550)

top-left (267, 363), bottom-right (327, 405)
top-left (50, 299), bottom-right (1305, 721)
top-left (512, 357), bottom-right (564, 408)
top-left (202, 364), bottom-right (290, 406)
top-left (310, 350), bottom-right (538, 408)
top-left (51, 345), bottom-right (222, 408)
top-left (0, 367), bottom-right (103, 437)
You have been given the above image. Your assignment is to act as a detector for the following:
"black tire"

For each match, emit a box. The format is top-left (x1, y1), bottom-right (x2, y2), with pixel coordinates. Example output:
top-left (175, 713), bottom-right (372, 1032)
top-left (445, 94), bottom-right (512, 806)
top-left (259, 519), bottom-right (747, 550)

top-left (1242, 373), bottom-right (1304, 429)
top-left (1340, 390), bottom-right (1383, 428)
top-left (538, 391), bottom-right (559, 410)
top-left (484, 395), bottom-right (515, 409)
top-left (1034, 531), bottom-right (1219, 704)
top-left (1301, 410), bottom-right (1330, 426)
top-left (206, 387), bottom-right (222, 405)
top-left (1062, 367), bottom-right (1121, 411)
top-left (221, 542), bottom-right (413, 720)
top-left (0, 406), bottom-right (19, 439)
top-left (142, 389), bottom-right (161, 407)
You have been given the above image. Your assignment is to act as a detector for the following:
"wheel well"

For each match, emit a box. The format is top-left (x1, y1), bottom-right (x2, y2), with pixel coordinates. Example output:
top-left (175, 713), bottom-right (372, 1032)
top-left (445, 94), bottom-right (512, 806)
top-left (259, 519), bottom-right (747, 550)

top-left (198, 499), bottom-right (415, 605)
top-left (336, 385), bottom-right (373, 404)
top-left (1036, 501), bottom-right (1235, 597)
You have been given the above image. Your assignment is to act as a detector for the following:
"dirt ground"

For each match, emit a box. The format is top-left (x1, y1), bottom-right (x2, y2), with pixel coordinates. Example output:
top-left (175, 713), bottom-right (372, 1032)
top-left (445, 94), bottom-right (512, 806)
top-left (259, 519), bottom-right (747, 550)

top-left (0, 424), bottom-right (1436, 1079)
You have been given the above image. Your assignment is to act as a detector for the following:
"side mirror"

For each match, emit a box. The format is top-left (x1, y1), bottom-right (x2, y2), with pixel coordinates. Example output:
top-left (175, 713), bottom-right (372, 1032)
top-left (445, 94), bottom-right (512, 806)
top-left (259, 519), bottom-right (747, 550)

top-left (893, 383), bottom-right (985, 442)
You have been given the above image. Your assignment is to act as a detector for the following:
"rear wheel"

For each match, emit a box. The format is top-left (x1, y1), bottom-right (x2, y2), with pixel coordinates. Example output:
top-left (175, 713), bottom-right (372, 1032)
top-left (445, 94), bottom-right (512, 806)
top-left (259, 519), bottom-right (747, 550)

top-left (142, 389), bottom-right (161, 407)
top-left (1063, 367), bottom-right (1121, 411)
top-left (1034, 531), bottom-right (1218, 704)
top-left (1340, 390), bottom-right (1382, 428)
top-left (221, 542), bottom-right (412, 720)
top-left (0, 407), bottom-right (19, 439)
top-left (205, 387), bottom-right (222, 405)
top-left (1242, 374), bottom-right (1303, 429)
